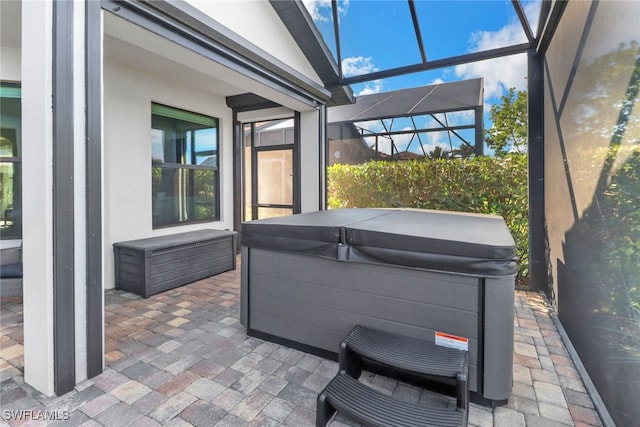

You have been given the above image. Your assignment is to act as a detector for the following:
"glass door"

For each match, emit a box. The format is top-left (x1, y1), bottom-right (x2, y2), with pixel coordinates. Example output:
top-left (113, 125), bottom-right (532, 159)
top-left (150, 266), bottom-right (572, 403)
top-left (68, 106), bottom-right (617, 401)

top-left (243, 119), bottom-right (297, 221)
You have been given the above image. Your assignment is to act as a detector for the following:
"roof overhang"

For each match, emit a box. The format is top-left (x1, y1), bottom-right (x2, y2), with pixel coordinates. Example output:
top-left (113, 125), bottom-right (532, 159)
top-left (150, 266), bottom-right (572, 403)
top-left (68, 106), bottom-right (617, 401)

top-left (103, 0), bottom-right (332, 110)
top-left (269, 0), bottom-right (354, 106)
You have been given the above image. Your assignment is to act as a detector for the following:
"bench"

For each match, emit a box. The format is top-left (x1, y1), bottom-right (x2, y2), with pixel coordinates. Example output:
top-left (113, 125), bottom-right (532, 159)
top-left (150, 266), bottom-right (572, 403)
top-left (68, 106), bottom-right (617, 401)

top-left (0, 245), bottom-right (22, 298)
top-left (114, 229), bottom-right (237, 298)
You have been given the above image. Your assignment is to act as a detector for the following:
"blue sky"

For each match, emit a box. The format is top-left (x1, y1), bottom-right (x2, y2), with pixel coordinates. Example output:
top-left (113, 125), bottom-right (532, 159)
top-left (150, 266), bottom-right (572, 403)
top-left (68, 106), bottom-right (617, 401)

top-left (302, 0), bottom-right (541, 153)
top-left (303, 0), bottom-right (540, 98)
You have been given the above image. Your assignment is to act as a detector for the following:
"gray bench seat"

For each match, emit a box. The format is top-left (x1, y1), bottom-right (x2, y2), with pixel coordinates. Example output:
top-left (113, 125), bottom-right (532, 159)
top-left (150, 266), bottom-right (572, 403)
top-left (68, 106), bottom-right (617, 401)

top-left (0, 245), bottom-right (22, 298)
top-left (0, 262), bottom-right (22, 278)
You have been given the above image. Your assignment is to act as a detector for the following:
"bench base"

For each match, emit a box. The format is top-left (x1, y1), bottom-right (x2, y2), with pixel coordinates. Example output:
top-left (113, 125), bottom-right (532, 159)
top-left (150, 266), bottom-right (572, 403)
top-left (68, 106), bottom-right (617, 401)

top-left (0, 277), bottom-right (22, 298)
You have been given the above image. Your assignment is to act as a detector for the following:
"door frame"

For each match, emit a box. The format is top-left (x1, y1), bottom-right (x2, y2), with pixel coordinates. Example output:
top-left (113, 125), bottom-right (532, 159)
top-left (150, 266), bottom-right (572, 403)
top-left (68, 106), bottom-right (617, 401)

top-left (244, 112), bottom-right (301, 222)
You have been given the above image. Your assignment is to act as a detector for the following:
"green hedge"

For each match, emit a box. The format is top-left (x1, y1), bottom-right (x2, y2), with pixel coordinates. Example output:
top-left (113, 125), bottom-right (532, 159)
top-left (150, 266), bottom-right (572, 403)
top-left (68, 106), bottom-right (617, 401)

top-left (327, 153), bottom-right (529, 283)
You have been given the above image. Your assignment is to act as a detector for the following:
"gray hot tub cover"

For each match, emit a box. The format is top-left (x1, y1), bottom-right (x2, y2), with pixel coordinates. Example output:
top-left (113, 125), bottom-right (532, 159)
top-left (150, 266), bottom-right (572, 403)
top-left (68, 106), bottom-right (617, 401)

top-left (241, 208), bottom-right (517, 277)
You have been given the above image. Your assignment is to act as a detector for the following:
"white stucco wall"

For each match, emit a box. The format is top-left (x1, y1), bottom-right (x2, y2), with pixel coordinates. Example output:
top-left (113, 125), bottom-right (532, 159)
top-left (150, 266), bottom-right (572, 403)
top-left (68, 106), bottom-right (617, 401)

top-left (73, 0), bottom-right (88, 383)
top-left (0, 47), bottom-right (20, 81)
top-left (21, 0), bottom-right (54, 396)
top-left (299, 109), bottom-right (322, 213)
top-left (103, 59), bottom-right (234, 289)
top-left (184, 0), bottom-right (322, 86)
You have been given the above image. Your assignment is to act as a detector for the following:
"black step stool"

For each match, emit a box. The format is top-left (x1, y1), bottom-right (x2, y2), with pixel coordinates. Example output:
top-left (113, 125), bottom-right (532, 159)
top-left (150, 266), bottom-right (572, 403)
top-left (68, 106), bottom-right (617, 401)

top-left (317, 325), bottom-right (469, 427)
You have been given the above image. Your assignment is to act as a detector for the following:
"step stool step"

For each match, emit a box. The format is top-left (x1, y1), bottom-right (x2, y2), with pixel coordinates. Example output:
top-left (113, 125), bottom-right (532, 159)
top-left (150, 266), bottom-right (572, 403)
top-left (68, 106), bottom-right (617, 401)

top-left (316, 372), bottom-right (467, 427)
top-left (340, 325), bottom-right (469, 410)
top-left (341, 325), bottom-right (469, 379)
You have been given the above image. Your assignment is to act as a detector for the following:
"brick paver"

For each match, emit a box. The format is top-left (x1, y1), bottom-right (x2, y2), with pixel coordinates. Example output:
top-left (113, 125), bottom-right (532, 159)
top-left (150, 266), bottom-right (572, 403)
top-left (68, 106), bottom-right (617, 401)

top-left (0, 260), bottom-right (603, 426)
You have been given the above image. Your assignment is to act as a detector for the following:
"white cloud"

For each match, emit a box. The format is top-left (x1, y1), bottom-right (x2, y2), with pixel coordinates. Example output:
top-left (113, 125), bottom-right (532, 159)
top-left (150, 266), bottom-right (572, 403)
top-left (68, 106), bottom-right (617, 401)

top-left (455, 54), bottom-right (527, 101)
top-left (415, 111), bottom-right (474, 132)
top-left (342, 56), bottom-right (378, 77)
top-left (302, 0), bottom-right (332, 22)
top-left (393, 128), bottom-right (420, 152)
top-left (355, 120), bottom-right (385, 134)
top-left (524, 1), bottom-right (540, 33)
top-left (425, 132), bottom-right (449, 151)
top-left (302, 0), bottom-right (349, 23)
top-left (358, 79), bottom-right (383, 96)
top-left (454, 11), bottom-right (530, 100)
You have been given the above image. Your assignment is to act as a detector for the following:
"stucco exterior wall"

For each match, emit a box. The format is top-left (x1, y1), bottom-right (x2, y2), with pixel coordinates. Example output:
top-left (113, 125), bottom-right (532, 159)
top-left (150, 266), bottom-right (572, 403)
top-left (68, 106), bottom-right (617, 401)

top-left (184, 0), bottom-right (322, 86)
top-left (0, 47), bottom-right (20, 81)
top-left (103, 58), bottom-right (235, 289)
top-left (299, 109), bottom-right (321, 212)
top-left (21, 0), bottom-right (55, 397)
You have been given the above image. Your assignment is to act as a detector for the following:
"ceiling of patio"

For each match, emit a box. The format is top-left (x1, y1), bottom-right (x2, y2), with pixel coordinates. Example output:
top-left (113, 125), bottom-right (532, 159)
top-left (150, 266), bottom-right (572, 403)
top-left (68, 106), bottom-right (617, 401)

top-left (0, 0), bottom-right (20, 48)
top-left (102, 11), bottom-right (319, 112)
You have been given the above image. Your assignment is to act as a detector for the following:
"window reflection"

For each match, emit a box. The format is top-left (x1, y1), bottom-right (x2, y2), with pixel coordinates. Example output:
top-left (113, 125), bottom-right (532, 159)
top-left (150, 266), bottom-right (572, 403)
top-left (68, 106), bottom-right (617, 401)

top-left (0, 84), bottom-right (21, 239)
top-left (151, 103), bottom-right (219, 228)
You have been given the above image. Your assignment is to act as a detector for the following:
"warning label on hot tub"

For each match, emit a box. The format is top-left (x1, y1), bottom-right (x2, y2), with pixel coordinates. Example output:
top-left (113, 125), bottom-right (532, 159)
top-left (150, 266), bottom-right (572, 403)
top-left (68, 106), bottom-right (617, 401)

top-left (435, 332), bottom-right (469, 351)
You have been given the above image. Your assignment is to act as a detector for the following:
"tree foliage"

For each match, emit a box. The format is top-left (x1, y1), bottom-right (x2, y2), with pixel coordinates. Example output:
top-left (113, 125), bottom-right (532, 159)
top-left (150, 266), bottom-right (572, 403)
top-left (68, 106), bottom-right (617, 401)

top-left (327, 154), bottom-right (529, 282)
top-left (485, 88), bottom-right (528, 156)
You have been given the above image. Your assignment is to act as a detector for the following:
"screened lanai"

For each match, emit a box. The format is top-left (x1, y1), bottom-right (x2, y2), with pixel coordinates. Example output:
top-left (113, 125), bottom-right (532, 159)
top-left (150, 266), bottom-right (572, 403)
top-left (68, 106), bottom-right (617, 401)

top-left (3, 1), bottom-right (637, 426)
top-left (272, 0), bottom-right (546, 289)
top-left (272, 2), bottom-right (638, 427)
top-left (272, 0), bottom-right (540, 89)
top-left (327, 78), bottom-right (484, 165)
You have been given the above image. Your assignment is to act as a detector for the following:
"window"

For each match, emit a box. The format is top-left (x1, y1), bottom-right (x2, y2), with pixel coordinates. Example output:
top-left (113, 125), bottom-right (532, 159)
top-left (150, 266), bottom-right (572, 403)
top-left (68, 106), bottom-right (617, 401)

top-left (0, 83), bottom-right (21, 239)
top-left (151, 103), bottom-right (219, 228)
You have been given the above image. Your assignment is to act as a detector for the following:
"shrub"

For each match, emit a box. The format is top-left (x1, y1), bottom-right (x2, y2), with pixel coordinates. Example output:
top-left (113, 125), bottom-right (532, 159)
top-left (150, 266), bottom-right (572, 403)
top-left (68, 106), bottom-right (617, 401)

top-left (327, 153), bottom-right (529, 283)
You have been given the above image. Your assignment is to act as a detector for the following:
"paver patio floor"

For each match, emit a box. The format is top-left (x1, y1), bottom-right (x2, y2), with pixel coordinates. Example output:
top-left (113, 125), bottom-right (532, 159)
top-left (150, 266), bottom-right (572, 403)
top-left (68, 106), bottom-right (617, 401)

top-left (1, 260), bottom-right (603, 426)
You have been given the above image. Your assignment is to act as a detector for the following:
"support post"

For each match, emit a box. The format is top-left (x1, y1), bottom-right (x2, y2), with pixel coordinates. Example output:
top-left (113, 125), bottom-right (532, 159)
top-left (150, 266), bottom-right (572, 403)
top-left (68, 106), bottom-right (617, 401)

top-left (527, 49), bottom-right (546, 293)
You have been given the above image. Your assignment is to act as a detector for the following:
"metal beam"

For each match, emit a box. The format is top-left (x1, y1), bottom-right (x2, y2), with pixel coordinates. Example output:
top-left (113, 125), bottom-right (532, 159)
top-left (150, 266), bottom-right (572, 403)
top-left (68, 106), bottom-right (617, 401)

top-left (527, 49), bottom-right (545, 293)
top-left (427, 114), bottom-right (473, 147)
top-left (250, 123), bottom-right (258, 220)
top-left (535, 0), bottom-right (552, 44)
top-left (233, 111), bottom-right (242, 245)
top-left (536, 0), bottom-right (569, 56)
top-left (53, 0), bottom-right (76, 395)
top-left (331, 0), bottom-right (343, 80)
top-left (226, 93), bottom-right (281, 112)
top-left (338, 43), bottom-right (531, 86)
top-left (268, 0), bottom-right (354, 106)
top-left (293, 112), bottom-right (302, 214)
top-left (475, 107), bottom-right (484, 156)
top-left (319, 104), bottom-right (328, 211)
top-left (355, 124), bottom-right (475, 138)
top-left (408, 0), bottom-right (427, 64)
top-left (86, 0), bottom-right (103, 379)
top-left (512, 0), bottom-right (535, 43)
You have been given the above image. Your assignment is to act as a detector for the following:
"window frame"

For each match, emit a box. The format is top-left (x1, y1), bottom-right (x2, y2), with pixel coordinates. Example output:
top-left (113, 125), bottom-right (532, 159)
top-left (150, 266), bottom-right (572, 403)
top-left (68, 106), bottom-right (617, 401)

top-left (151, 102), bottom-right (221, 229)
top-left (0, 81), bottom-right (22, 240)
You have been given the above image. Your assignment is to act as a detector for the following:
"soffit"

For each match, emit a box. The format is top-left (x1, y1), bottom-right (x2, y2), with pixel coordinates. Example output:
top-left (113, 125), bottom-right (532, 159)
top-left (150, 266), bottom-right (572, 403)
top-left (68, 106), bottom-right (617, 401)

top-left (0, 0), bottom-right (20, 48)
top-left (102, 11), bottom-right (320, 112)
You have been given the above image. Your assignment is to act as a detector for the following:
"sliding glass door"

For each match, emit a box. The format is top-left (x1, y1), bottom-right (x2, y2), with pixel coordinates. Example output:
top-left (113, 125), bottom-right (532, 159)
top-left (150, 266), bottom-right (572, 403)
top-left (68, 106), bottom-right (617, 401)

top-left (243, 118), bottom-right (298, 221)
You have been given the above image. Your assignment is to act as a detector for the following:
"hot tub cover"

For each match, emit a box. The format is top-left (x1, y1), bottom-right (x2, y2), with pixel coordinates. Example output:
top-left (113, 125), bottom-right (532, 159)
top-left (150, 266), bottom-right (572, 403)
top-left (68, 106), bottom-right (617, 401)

top-left (241, 208), bottom-right (516, 277)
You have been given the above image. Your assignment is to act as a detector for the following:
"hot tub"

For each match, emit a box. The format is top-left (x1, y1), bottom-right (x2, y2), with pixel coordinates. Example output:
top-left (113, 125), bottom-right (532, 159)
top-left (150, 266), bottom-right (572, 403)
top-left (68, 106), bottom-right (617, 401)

top-left (240, 208), bottom-right (516, 403)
